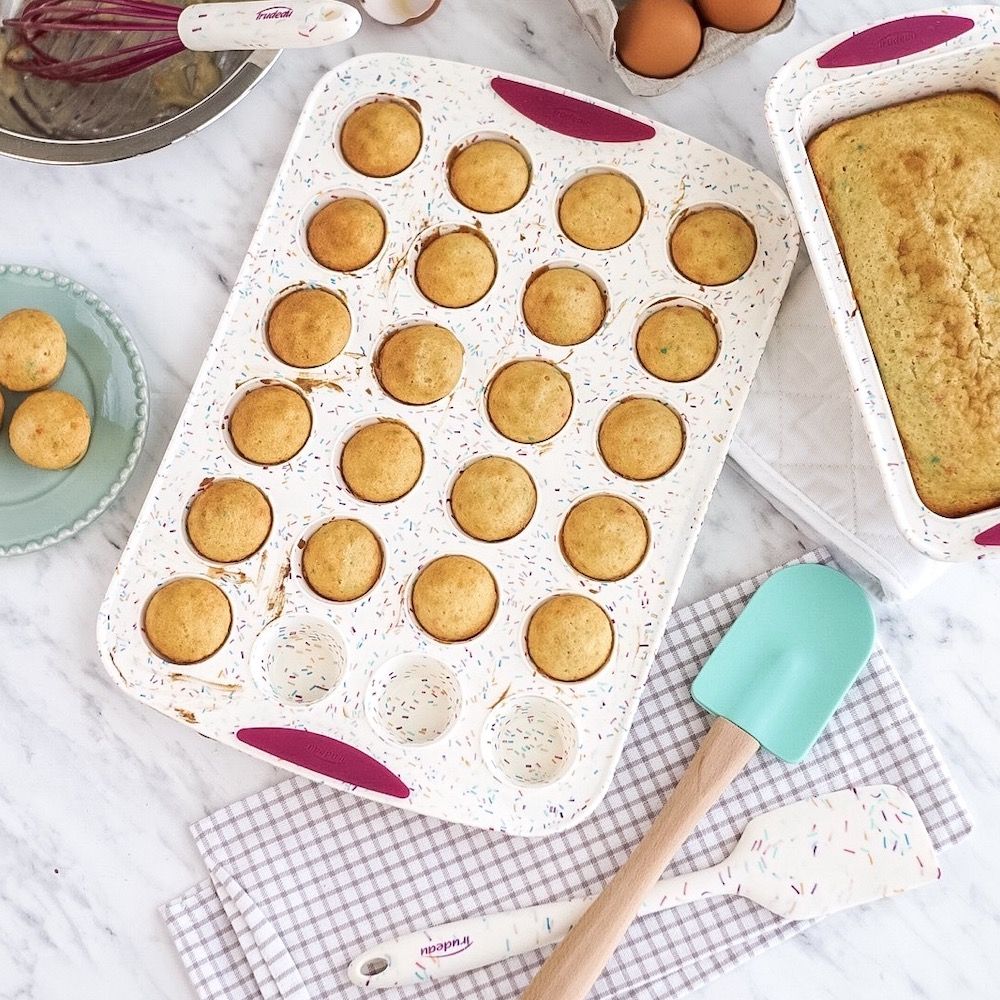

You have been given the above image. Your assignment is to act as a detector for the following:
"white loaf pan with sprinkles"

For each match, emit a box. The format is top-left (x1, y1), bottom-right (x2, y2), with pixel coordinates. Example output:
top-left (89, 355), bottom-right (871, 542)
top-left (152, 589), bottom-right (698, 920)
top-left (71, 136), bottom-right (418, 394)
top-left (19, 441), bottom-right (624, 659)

top-left (98, 54), bottom-right (798, 836)
top-left (766, 5), bottom-right (1000, 562)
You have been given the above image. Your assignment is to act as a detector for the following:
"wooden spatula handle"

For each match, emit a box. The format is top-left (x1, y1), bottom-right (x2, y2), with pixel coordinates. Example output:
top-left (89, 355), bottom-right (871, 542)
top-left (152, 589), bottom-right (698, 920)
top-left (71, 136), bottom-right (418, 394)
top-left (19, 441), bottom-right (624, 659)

top-left (519, 717), bottom-right (760, 1000)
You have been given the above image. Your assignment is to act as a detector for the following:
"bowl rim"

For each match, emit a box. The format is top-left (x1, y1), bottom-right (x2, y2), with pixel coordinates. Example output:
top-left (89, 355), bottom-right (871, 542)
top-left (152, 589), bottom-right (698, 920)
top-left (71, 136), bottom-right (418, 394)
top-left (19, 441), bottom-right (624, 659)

top-left (0, 49), bottom-right (279, 164)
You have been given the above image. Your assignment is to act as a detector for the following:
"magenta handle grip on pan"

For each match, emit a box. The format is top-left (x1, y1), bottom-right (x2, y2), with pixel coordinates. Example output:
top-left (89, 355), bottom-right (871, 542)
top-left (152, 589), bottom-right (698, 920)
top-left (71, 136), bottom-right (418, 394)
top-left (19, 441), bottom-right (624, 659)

top-left (975, 524), bottom-right (1000, 546)
top-left (237, 728), bottom-right (409, 798)
top-left (490, 77), bottom-right (655, 142)
top-left (816, 14), bottom-right (975, 69)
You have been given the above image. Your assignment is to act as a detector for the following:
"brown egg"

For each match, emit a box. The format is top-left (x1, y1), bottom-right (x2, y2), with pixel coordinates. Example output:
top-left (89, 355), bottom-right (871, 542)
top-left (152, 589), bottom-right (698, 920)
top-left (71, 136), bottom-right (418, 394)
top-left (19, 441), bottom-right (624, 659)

top-left (614, 0), bottom-right (703, 79)
top-left (697, 0), bottom-right (783, 33)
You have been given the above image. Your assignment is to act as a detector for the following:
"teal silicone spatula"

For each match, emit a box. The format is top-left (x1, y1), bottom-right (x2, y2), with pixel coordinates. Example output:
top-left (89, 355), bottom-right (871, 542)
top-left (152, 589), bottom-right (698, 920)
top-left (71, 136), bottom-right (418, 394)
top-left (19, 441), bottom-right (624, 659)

top-left (521, 563), bottom-right (876, 1000)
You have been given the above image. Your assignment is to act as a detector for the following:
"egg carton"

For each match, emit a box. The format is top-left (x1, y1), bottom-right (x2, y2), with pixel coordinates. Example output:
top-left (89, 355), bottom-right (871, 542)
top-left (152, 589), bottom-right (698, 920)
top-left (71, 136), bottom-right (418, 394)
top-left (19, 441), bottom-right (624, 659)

top-left (568, 0), bottom-right (796, 97)
top-left (766, 4), bottom-right (1000, 560)
top-left (97, 53), bottom-right (798, 836)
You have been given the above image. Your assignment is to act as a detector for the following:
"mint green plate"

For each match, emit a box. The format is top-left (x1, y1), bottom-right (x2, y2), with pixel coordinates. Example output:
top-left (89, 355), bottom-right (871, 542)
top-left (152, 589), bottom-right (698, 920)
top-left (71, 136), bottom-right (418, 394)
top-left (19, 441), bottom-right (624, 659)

top-left (0, 265), bottom-right (148, 557)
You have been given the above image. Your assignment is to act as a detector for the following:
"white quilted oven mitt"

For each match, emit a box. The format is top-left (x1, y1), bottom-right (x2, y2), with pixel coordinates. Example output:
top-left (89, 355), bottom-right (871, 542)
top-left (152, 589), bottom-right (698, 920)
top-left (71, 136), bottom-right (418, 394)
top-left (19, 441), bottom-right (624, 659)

top-left (730, 265), bottom-right (947, 601)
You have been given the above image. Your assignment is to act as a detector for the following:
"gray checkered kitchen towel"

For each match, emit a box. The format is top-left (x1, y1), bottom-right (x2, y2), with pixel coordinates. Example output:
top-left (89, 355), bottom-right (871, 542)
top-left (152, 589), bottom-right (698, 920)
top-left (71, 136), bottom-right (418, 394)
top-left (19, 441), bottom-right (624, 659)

top-left (162, 549), bottom-right (971, 1000)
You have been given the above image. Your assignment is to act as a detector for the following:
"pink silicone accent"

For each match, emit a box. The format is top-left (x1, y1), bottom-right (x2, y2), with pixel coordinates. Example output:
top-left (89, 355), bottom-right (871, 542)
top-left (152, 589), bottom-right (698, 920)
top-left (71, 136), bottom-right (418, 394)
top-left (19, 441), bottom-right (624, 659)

top-left (236, 728), bottom-right (410, 798)
top-left (490, 76), bottom-right (655, 142)
top-left (817, 15), bottom-right (974, 69)
top-left (974, 523), bottom-right (1000, 547)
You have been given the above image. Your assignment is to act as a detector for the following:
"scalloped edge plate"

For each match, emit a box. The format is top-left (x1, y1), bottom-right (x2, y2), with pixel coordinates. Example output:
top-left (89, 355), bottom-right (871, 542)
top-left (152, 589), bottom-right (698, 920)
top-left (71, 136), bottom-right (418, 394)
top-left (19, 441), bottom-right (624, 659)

top-left (0, 264), bottom-right (148, 556)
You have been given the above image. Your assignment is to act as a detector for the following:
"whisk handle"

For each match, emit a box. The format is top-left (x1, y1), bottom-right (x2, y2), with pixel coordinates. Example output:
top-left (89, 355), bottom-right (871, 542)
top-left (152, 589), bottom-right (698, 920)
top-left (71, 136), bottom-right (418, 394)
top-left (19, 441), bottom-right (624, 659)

top-left (177, 0), bottom-right (362, 50)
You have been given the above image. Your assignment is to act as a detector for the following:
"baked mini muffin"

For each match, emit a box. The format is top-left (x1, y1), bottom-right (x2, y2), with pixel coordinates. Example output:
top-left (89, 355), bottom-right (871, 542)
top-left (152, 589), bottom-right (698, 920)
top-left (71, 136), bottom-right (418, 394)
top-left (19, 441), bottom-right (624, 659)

top-left (376, 324), bottom-right (463, 404)
top-left (229, 384), bottom-right (311, 465)
top-left (449, 139), bottom-right (530, 213)
top-left (0, 390), bottom-right (5, 428)
top-left (412, 554), bottom-right (498, 642)
top-left (0, 308), bottom-right (67, 391)
top-left (599, 398), bottom-right (683, 480)
top-left (144, 578), bottom-right (231, 664)
top-left (636, 305), bottom-right (718, 382)
top-left (341, 420), bottom-right (423, 502)
top-left (302, 519), bottom-right (383, 601)
top-left (340, 100), bottom-right (422, 178)
top-left (559, 173), bottom-right (642, 250)
top-left (451, 456), bottom-right (536, 541)
top-left (561, 495), bottom-right (648, 581)
top-left (267, 289), bottom-right (350, 368)
top-left (186, 479), bottom-right (272, 563)
top-left (527, 594), bottom-right (613, 682)
top-left (523, 268), bottom-right (606, 346)
top-left (487, 360), bottom-right (572, 444)
top-left (307, 198), bottom-right (386, 271)
top-left (415, 231), bottom-right (496, 308)
top-left (670, 208), bottom-right (756, 285)
top-left (9, 390), bottom-right (90, 470)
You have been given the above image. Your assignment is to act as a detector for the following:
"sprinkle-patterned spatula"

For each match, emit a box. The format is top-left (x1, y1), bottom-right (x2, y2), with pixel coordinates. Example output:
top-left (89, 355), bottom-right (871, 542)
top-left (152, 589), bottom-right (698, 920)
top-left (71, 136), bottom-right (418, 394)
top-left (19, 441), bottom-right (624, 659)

top-left (349, 784), bottom-right (939, 988)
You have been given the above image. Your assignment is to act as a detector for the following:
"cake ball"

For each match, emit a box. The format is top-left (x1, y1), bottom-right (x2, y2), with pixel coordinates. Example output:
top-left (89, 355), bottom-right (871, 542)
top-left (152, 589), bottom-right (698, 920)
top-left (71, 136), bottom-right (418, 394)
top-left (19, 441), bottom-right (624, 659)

top-left (523, 267), bottom-right (606, 347)
top-left (302, 519), bottom-right (383, 601)
top-left (0, 308), bottom-right (67, 391)
top-left (229, 384), bottom-right (311, 465)
top-left (144, 578), bottom-right (232, 664)
top-left (340, 100), bottom-right (422, 177)
top-left (449, 139), bottom-right (530, 213)
top-left (412, 554), bottom-right (498, 642)
top-left (527, 594), bottom-right (613, 682)
top-left (670, 207), bottom-right (756, 285)
top-left (267, 289), bottom-right (350, 368)
top-left (559, 172), bottom-right (642, 250)
top-left (487, 360), bottom-right (572, 444)
top-left (451, 456), bottom-right (536, 541)
top-left (341, 420), bottom-right (423, 502)
top-left (415, 231), bottom-right (496, 308)
top-left (186, 479), bottom-right (272, 563)
top-left (636, 304), bottom-right (719, 382)
top-left (599, 398), bottom-right (683, 480)
top-left (561, 495), bottom-right (648, 581)
top-left (376, 324), bottom-right (463, 404)
top-left (9, 390), bottom-right (90, 470)
top-left (307, 198), bottom-right (386, 271)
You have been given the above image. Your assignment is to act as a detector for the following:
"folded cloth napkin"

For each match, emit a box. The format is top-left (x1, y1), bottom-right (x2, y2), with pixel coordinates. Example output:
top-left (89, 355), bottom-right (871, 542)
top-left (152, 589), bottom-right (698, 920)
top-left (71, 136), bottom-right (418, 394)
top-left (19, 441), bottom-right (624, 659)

top-left (162, 549), bottom-right (970, 1000)
top-left (730, 267), bottom-right (948, 601)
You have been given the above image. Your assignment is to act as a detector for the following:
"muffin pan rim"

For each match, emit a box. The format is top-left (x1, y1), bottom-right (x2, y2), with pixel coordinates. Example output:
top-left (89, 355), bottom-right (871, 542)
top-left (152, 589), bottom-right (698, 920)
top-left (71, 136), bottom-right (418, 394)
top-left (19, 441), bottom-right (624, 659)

top-left (96, 54), bottom-right (800, 836)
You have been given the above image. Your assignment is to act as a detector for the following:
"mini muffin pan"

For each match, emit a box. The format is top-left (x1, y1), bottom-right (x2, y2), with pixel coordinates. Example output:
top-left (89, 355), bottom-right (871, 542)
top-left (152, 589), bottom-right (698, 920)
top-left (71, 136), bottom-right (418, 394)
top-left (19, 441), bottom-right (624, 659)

top-left (766, 5), bottom-right (1000, 561)
top-left (97, 54), bottom-right (798, 836)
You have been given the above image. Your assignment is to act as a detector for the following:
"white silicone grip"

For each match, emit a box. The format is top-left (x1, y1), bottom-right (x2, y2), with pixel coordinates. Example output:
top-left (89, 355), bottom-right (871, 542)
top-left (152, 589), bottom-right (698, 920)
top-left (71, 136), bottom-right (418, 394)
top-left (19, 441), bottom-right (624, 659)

top-left (348, 898), bottom-right (592, 989)
top-left (347, 865), bottom-right (725, 989)
top-left (177, 0), bottom-right (362, 51)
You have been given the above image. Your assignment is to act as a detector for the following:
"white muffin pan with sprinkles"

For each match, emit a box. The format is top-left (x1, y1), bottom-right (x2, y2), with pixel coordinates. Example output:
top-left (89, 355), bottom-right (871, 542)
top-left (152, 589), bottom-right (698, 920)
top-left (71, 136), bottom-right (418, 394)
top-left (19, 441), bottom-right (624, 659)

top-left (767, 5), bottom-right (1000, 561)
top-left (98, 53), bottom-right (798, 836)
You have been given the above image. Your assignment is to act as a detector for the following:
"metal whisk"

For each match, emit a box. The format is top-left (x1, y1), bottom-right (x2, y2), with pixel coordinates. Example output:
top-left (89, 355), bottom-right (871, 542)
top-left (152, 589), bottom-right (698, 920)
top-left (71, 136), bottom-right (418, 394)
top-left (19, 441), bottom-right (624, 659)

top-left (3, 0), bottom-right (361, 82)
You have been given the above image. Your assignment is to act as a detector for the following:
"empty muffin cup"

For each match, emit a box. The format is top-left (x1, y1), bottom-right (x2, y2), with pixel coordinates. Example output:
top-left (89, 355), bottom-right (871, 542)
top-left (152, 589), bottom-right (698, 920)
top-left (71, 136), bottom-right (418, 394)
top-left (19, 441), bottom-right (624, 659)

top-left (252, 615), bottom-right (347, 706)
top-left (367, 653), bottom-right (462, 746)
top-left (482, 695), bottom-right (578, 787)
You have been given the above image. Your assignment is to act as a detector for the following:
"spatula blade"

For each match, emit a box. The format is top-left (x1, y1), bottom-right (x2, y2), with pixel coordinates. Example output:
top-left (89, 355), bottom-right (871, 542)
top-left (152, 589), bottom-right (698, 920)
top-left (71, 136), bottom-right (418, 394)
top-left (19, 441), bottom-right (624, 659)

top-left (691, 564), bottom-right (875, 763)
top-left (730, 784), bottom-right (940, 920)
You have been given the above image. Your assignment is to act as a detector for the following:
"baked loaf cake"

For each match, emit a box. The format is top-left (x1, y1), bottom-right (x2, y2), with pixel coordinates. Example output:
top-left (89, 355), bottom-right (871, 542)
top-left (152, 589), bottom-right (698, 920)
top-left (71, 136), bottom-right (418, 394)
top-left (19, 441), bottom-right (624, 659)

top-left (808, 91), bottom-right (1000, 518)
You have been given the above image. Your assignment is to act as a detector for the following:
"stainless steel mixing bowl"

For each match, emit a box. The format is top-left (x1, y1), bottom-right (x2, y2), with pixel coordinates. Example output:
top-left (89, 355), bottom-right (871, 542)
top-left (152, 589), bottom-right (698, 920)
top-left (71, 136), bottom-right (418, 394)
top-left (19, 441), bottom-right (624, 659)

top-left (0, 6), bottom-right (279, 165)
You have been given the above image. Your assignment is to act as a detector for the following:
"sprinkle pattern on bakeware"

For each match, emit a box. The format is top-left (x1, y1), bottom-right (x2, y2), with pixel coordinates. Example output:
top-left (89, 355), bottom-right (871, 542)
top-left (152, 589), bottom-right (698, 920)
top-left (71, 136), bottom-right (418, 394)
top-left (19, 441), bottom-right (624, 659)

top-left (98, 55), bottom-right (798, 836)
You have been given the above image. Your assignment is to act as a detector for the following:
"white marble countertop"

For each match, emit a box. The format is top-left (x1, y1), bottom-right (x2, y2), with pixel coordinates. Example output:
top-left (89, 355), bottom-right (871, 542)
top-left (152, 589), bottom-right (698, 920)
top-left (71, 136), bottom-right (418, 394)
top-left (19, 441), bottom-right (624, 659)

top-left (1, 1), bottom-right (997, 997)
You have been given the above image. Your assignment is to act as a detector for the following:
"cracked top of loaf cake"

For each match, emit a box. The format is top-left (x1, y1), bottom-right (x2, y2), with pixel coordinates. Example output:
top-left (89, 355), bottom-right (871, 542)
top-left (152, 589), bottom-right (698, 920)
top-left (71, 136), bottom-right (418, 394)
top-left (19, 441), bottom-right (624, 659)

top-left (808, 91), bottom-right (1000, 519)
